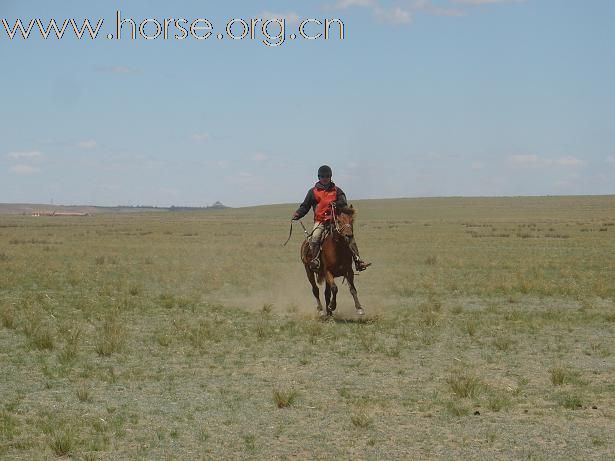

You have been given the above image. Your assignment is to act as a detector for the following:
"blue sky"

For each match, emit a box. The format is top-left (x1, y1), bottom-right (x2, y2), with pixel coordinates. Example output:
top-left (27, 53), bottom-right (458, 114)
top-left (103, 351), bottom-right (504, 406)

top-left (1, 0), bottom-right (613, 207)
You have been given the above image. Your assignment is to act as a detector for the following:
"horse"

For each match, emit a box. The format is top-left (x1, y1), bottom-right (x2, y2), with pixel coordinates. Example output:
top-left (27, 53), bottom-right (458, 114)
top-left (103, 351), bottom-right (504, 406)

top-left (301, 205), bottom-right (365, 317)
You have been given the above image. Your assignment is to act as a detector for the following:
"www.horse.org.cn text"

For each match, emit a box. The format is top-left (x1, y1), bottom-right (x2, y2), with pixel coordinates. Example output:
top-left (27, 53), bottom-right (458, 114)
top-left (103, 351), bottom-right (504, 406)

top-left (1, 11), bottom-right (345, 47)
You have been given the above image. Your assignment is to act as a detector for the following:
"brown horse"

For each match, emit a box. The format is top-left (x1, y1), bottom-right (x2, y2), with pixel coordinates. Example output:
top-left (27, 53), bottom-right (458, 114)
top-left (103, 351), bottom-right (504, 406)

top-left (301, 205), bottom-right (364, 317)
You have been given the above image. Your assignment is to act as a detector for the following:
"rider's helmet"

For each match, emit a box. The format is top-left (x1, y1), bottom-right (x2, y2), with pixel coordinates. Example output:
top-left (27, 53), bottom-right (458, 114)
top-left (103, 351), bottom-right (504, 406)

top-left (318, 165), bottom-right (332, 178)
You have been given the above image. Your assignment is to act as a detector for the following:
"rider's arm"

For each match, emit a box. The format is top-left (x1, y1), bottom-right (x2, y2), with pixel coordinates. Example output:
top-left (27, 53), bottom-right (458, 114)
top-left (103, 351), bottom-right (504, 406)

top-left (334, 187), bottom-right (348, 209)
top-left (294, 189), bottom-right (315, 219)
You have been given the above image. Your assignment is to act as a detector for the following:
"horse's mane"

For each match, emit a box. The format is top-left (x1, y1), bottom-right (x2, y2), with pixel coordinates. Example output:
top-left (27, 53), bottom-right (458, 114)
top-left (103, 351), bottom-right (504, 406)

top-left (338, 206), bottom-right (356, 217)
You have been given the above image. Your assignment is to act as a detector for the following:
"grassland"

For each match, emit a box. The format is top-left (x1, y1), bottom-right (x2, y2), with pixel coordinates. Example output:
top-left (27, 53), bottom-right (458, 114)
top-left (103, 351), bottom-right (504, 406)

top-left (1, 196), bottom-right (614, 460)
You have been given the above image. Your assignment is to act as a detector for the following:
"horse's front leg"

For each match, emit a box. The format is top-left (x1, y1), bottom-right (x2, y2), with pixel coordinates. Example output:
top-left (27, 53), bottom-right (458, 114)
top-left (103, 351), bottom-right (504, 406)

top-left (305, 266), bottom-right (323, 315)
top-left (325, 271), bottom-right (338, 315)
top-left (324, 283), bottom-right (331, 315)
top-left (346, 271), bottom-right (364, 316)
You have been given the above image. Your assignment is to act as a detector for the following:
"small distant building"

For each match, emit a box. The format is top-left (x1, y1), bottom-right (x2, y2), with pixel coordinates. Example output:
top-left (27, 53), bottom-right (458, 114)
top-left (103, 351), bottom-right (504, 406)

top-left (168, 201), bottom-right (228, 211)
top-left (210, 201), bottom-right (227, 209)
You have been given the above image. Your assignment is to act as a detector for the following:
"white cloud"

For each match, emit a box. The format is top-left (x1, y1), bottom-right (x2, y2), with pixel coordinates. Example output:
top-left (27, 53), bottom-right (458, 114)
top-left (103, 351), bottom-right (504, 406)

top-left (9, 164), bottom-right (39, 174)
top-left (77, 140), bottom-right (97, 150)
top-left (257, 11), bottom-right (301, 25)
top-left (375, 7), bottom-right (413, 24)
top-left (330, 0), bottom-right (520, 22)
top-left (607, 155), bottom-right (615, 165)
top-left (331, 0), bottom-right (412, 24)
top-left (509, 154), bottom-right (545, 165)
top-left (333, 0), bottom-right (377, 9)
top-left (6, 150), bottom-right (43, 159)
top-left (555, 156), bottom-right (584, 167)
top-left (509, 154), bottom-right (586, 168)
top-left (453, 0), bottom-right (525, 5)
top-left (191, 133), bottom-right (210, 143)
top-left (412, 0), bottom-right (465, 16)
top-left (252, 153), bottom-right (269, 162)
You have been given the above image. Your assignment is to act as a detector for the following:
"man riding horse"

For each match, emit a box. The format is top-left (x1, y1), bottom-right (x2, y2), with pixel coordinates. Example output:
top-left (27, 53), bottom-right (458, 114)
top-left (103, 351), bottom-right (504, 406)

top-left (292, 165), bottom-right (371, 272)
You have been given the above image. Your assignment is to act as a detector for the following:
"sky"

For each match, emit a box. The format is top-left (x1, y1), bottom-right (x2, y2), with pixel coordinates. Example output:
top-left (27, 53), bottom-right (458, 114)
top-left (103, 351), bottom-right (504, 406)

top-left (0, 0), bottom-right (614, 207)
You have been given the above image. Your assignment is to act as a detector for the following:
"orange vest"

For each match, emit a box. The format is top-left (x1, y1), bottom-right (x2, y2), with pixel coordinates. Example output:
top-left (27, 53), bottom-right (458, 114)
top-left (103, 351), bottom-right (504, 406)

top-left (313, 185), bottom-right (337, 222)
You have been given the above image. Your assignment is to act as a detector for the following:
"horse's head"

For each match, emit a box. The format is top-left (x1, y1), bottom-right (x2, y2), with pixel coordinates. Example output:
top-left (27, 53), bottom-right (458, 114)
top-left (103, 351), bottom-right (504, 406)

top-left (334, 205), bottom-right (356, 242)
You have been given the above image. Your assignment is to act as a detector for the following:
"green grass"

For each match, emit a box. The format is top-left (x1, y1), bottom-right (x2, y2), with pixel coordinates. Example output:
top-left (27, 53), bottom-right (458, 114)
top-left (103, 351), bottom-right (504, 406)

top-left (0, 196), bottom-right (614, 459)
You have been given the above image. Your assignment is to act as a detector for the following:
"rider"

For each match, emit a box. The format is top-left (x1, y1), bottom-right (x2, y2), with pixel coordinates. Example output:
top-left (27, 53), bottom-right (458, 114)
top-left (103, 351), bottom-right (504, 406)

top-left (292, 165), bottom-right (371, 272)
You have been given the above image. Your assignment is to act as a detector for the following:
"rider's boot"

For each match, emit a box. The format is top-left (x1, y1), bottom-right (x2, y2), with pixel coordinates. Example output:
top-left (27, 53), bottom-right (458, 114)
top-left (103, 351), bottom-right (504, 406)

top-left (348, 239), bottom-right (371, 272)
top-left (354, 258), bottom-right (371, 272)
top-left (309, 241), bottom-right (320, 271)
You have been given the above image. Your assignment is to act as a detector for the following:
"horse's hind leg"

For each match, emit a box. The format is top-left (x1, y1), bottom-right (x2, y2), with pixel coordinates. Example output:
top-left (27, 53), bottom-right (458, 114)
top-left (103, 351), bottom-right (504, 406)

top-left (305, 266), bottom-right (323, 315)
top-left (347, 272), bottom-right (364, 316)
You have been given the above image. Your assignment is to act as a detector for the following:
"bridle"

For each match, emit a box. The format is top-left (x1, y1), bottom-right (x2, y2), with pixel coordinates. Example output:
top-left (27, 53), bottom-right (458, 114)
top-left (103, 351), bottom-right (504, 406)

top-left (331, 204), bottom-right (353, 237)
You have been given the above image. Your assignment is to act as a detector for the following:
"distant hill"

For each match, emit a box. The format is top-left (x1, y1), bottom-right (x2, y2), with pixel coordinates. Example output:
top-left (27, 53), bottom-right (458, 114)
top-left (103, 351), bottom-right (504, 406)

top-left (3, 196), bottom-right (614, 220)
top-left (169, 201), bottom-right (228, 212)
top-left (0, 202), bottom-right (230, 215)
top-left (0, 204), bottom-right (102, 215)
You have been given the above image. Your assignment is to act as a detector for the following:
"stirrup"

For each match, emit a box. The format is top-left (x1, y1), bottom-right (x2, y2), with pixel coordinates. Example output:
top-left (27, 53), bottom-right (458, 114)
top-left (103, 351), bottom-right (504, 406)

top-left (309, 258), bottom-right (320, 271)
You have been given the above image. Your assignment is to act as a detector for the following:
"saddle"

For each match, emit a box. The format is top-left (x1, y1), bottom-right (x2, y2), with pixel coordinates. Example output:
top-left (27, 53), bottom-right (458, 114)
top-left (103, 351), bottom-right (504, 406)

top-left (301, 224), bottom-right (332, 263)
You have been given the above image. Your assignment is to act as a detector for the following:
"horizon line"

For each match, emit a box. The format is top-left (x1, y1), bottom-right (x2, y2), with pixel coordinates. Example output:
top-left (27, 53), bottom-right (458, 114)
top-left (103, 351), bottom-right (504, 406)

top-left (1, 193), bottom-right (614, 210)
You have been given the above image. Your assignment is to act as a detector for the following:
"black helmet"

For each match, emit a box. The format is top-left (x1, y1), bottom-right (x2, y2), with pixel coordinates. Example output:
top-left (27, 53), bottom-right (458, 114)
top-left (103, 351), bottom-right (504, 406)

top-left (318, 165), bottom-right (332, 177)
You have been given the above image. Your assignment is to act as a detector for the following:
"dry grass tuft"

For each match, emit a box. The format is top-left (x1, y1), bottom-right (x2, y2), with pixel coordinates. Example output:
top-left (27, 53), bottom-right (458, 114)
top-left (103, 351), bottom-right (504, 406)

top-left (29, 325), bottom-right (55, 351)
top-left (445, 400), bottom-right (471, 417)
top-left (0, 305), bottom-right (16, 329)
top-left (447, 370), bottom-right (483, 399)
top-left (273, 387), bottom-right (298, 408)
top-left (95, 316), bottom-right (126, 357)
top-left (559, 392), bottom-right (583, 410)
top-left (350, 410), bottom-right (372, 428)
top-left (50, 428), bottom-right (75, 457)
top-left (77, 384), bottom-right (93, 403)
top-left (549, 366), bottom-right (580, 386)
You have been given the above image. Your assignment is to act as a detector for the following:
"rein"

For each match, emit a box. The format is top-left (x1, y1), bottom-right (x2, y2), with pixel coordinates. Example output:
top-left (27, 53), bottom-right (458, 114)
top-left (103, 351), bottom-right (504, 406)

top-left (283, 204), bottom-right (351, 247)
top-left (283, 219), bottom-right (311, 247)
